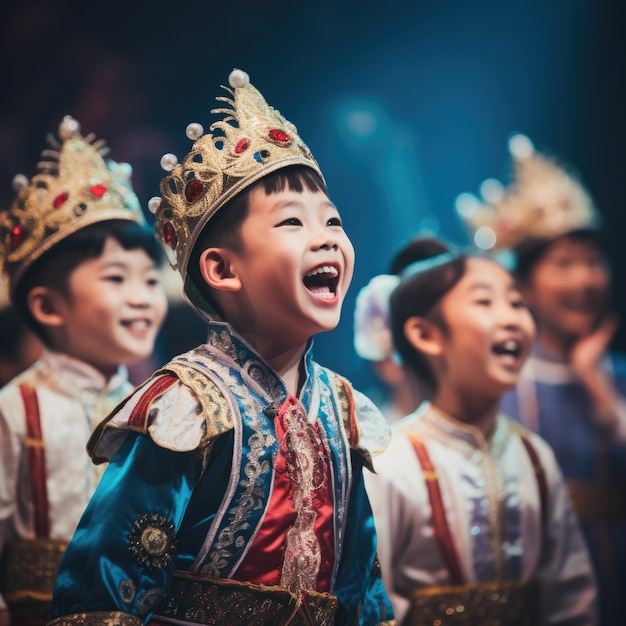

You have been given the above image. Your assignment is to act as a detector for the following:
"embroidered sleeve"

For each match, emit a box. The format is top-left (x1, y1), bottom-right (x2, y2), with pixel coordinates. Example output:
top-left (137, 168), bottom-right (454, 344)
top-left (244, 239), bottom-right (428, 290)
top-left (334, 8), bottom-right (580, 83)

top-left (89, 365), bottom-right (235, 465)
top-left (333, 373), bottom-right (391, 464)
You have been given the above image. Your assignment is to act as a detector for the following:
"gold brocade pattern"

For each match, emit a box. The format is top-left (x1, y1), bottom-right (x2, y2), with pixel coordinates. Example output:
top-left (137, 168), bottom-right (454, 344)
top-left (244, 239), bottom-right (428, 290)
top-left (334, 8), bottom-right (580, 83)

top-left (401, 579), bottom-right (539, 626)
top-left (153, 69), bottom-right (323, 285)
top-left (154, 572), bottom-right (338, 626)
top-left (279, 399), bottom-right (324, 593)
top-left (0, 538), bottom-right (68, 622)
top-left (47, 612), bottom-right (143, 626)
top-left (160, 363), bottom-right (233, 446)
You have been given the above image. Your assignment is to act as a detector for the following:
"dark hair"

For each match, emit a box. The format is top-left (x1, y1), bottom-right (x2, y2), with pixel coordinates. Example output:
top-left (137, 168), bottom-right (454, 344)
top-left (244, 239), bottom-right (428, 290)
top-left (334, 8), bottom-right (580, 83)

top-left (186, 165), bottom-right (327, 316)
top-left (514, 228), bottom-right (605, 283)
top-left (14, 219), bottom-right (162, 345)
top-left (389, 236), bottom-right (467, 389)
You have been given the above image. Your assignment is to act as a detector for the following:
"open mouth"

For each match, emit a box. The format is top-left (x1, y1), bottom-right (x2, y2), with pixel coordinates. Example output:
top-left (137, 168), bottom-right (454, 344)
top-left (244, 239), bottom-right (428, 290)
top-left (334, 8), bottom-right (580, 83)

top-left (492, 338), bottom-right (523, 360)
top-left (303, 265), bottom-right (339, 300)
top-left (121, 319), bottom-right (151, 333)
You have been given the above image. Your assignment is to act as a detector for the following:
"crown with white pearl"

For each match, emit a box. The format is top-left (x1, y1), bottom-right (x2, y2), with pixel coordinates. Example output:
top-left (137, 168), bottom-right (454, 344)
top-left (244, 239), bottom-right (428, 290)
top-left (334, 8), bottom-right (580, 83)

top-left (455, 134), bottom-right (600, 253)
top-left (0, 115), bottom-right (146, 297)
top-left (149, 69), bottom-right (324, 282)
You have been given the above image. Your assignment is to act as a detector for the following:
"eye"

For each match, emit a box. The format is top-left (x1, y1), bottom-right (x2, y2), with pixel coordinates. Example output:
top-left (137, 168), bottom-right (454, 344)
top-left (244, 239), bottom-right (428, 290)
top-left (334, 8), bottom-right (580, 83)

top-left (327, 216), bottom-right (342, 227)
top-left (147, 277), bottom-right (161, 287)
top-left (104, 275), bottom-right (124, 283)
top-left (277, 217), bottom-right (302, 227)
top-left (475, 299), bottom-right (492, 307)
top-left (511, 298), bottom-right (527, 309)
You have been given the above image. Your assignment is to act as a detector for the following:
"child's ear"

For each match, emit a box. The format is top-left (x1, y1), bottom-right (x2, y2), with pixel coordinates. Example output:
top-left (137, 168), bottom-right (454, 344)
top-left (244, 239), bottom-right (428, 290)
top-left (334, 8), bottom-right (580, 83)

top-left (199, 247), bottom-right (242, 292)
top-left (403, 316), bottom-right (445, 357)
top-left (27, 287), bottom-right (66, 328)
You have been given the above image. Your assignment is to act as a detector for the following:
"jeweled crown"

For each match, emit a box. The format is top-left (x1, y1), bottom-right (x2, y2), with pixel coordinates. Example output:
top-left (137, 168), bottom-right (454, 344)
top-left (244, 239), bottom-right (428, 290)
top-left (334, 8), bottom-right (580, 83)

top-left (0, 115), bottom-right (146, 297)
top-left (149, 69), bottom-right (324, 282)
top-left (455, 134), bottom-right (600, 252)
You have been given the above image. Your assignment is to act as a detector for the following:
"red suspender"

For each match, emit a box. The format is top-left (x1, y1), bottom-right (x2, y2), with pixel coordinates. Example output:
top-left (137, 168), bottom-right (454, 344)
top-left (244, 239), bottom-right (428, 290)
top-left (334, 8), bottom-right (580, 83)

top-left (128, 374), bottom-right (178, 430)
top-left (19, 383), bottom-right (50, 539)
top-left (519, 435), bottom-right (548, 527)
top-left (407, 432), bottom-right (465, 585)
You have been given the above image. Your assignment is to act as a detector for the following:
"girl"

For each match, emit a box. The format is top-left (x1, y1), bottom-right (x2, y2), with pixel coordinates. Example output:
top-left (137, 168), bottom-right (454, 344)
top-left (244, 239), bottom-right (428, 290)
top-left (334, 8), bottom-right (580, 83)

top-left (365, 236), bottom-right (597, 625)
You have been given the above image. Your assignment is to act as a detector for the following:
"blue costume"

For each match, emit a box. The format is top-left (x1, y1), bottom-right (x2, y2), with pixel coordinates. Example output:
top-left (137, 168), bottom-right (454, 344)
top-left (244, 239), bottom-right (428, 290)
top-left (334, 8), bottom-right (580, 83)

top-left (501, 345), bottom-right (626, 625)
top-left (48, 322), bottom-right (394, 626)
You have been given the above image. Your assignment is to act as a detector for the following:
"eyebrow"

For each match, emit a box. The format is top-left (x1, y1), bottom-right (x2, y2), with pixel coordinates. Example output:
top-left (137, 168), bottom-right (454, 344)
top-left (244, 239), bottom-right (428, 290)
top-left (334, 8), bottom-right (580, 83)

top-left (270, 198), bottom-right (338, 212)
top-left (100, 261), bottom-right (157, 272)
top-left (468, 281), bottom-right (521, 293)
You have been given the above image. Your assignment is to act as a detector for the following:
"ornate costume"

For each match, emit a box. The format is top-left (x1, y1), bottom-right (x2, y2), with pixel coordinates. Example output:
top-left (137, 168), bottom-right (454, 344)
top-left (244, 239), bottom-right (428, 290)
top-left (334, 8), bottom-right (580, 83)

top-left (48, 321), bottom-right (393, 625)
top-left (0, 350), bottom-right (131, 622)
top-left (0, 116), bottom-right (148, 624)
top-left (458, 133), bottom-right (626, 624)
top-left (365, 402), bottom-right (597, 625)
top-left (501, 348), bottom-right (626, 624)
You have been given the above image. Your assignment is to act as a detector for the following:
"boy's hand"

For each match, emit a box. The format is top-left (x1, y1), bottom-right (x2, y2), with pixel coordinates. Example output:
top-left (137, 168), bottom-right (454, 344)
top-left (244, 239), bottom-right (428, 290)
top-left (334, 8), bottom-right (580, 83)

top-left (570, 312), bottom-right (619, 381)
top-left (571, 312), bottom-right (625, 433)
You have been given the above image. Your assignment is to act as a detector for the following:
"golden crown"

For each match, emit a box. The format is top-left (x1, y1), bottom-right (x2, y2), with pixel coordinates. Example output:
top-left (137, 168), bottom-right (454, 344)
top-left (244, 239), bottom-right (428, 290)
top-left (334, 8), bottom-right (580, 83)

top-left (455, 134), bottom-right (600, 252)
top-left (148, 69), bottom-right (324, 280)
top-left (0, 115), bottom-right (146, 296)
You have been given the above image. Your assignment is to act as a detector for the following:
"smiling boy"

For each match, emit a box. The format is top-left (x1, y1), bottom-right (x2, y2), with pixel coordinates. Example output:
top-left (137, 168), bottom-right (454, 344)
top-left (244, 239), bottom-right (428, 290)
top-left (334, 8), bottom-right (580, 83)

top-left (47, 70), bottom-right (394, 626)
top-left (0, 116), bottom-right (167, 626)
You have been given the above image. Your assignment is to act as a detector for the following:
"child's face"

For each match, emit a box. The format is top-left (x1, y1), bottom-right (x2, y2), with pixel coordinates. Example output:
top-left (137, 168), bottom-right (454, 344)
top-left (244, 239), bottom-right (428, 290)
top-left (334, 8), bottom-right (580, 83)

top-left (52, 236), bottom-right (167, 376)
top-left (437, 257), bottom-right (535, 397)
top-left (225, 186), bottom-right (354, 347)
top-left (521, 236), bottom-right (610, 341)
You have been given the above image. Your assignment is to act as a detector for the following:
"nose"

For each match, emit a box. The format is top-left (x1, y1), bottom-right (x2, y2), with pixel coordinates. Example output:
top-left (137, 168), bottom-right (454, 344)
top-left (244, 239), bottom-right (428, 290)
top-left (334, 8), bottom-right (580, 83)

top-left (498, 302), bottom-right (525, 329)
top-left (319, 239), bottom-right (339, 251)
top-left (312, 224), bottom-right (340, 251)
top-left (127, 282), bottom-right (152, 308)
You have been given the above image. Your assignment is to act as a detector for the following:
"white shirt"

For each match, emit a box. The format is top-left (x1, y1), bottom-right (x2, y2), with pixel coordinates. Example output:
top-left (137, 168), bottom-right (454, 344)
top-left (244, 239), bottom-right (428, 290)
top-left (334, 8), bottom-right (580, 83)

top-left (0, 349), bottom-right (131, 610)
top-left (365, 402), bottom-right (597, 625)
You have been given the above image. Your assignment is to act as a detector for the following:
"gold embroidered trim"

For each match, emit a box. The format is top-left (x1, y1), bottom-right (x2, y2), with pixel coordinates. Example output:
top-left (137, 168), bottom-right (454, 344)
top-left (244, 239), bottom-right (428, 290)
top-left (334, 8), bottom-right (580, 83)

top-left (155, 571), bottom-right (338, 626)
top-left (417, 407), bottom-right (510, 580)
top-left (47, 612), bottom-right (143, 626)
top-left (1, 538), bottom-right (68, 599)
top-left (161, 362), bottom-right (233, 444)
top-left (400, 579), bottom-right (539, 626)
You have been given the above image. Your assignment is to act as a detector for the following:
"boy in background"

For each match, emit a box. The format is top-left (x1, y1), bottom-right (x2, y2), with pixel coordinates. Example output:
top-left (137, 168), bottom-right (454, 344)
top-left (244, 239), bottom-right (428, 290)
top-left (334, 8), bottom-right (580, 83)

top-left (458, 133), bottom-right (626, 625)
top-left (0, 115), bottom-right (168, 625)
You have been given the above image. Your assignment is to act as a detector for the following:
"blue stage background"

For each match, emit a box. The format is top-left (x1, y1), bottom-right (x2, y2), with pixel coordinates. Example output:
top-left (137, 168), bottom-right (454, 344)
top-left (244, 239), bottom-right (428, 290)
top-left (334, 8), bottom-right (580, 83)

top-left (1, 0), bottom-right (624, 394)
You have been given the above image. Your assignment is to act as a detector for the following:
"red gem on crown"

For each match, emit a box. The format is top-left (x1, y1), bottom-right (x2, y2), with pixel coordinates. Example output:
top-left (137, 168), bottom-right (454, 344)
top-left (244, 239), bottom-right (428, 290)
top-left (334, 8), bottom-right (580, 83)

top-left (185, 179), bottom-right (205, 203)
top-left (235, 138), bottom-right (251, 154)
top-left (268, 129), bottom-right (292, 144)
top-left (53, 192), bottom-right (69, 208)
top-left (10, 224), bottom-right (25, 248)
top-left (162, 222), bottom-right (177, 248)
top-left (90, 184), bottom-right (107, 197)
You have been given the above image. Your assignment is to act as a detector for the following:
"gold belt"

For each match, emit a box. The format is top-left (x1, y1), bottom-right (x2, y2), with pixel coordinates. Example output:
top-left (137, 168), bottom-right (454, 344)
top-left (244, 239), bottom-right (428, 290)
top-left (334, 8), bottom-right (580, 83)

top-left (399, 579), bottom-right (539, 626)
top-left (0, 538), bottom-right (69, 624)
top-left (567, 480), bottom-right (626, 522)
top-left (151, 571), bottom-right (339, 626)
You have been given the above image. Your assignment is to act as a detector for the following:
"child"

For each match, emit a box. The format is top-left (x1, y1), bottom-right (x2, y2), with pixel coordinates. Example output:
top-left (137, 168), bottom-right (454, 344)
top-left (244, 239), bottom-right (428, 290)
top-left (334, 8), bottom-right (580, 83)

top-left (0, 115), bottom-right (168, 626)
top-left (364, 235), bottom-right (597, 625)
top-left (353, 274), bottom-right (425, 424)
top-left (47, 69), bottom-right (394, 626)
top-left (458, 134), bottom-right (626, 626)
